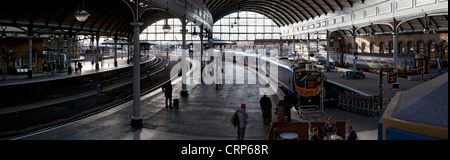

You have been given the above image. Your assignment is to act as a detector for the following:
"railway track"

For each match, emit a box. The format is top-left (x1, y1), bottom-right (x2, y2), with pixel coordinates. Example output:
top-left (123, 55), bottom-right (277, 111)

top-left (0, 56), bottom-right (162, 114)
top-left (0, 56), bottom-right (192, 139)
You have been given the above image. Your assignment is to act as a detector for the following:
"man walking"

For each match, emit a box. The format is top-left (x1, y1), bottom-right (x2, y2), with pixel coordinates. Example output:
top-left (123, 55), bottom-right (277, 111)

top-left (260, 95), bottom-right (272, 124)
top-left (237, 104), bottom-right (249, 140)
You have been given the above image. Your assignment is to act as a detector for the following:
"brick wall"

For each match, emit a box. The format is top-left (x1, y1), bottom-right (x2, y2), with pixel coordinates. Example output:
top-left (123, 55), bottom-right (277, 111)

top-left (338, 32), bottom-right (448, 59)
top-left (0, 38), bottom-right (81, 73)
top-left (0, 38), bottom-right (44, 72)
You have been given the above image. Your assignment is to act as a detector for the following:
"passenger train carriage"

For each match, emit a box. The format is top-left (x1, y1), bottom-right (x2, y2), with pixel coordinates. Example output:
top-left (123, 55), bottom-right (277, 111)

top-left (307, 51), bottom-right (427, 75)
top-left (223, 51), bottom-right (326, 107)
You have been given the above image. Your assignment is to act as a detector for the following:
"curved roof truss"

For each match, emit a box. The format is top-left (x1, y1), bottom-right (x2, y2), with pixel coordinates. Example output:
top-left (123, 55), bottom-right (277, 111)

top-left (206, 0), bottom-right (364, 27)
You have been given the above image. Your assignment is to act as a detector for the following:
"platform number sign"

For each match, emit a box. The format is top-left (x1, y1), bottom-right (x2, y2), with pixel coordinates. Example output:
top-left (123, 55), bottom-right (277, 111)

top-left (388, 72), bottom-right (397, 83)
top-left (306, 64), bottom-right (315, 71)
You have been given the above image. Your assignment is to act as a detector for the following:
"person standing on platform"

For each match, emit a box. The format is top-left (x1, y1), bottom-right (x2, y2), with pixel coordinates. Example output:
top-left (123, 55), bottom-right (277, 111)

top-left (275, 100), bottom-right (286, 122)
top-left (283, 94), bottom-right (296, 122)
top-left (237, 104), bottom-right (249, 140)
top-left (78, 62), bottom-right (83, 73)
top-left (260, 95), bottom-right (272, 124)
top-left (2, 55), bottom-right (7, 80)
top-left (162, 80), bottom-right (173, 108)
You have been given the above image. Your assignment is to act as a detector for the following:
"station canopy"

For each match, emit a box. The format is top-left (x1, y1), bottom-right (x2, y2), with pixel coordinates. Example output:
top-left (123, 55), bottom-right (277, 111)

top-left (0, 0), bottom-right (176, 38)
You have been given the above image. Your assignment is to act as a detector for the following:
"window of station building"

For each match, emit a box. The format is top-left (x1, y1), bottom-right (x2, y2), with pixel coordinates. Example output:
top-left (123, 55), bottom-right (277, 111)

top-left (348, 43), bottom-right (352, 53)
top-left (389, 42), bottom-right (393, 54)
top-left (361, 42), bottom-right (366, 53)
top-left (429, 41), bottom-right (436, 59)
top-left (399, 41), bottom-right (405, 55)
top-left (370, 43), bottom-right (374, 54)
top-left (408, 41), bottom-right (415, 55)
top-left (418, 41), bottom-right (425, 56)
top-left (213, 11), bottom-right (281, 41)
top-left (380, 42), bottom-right (385, 54)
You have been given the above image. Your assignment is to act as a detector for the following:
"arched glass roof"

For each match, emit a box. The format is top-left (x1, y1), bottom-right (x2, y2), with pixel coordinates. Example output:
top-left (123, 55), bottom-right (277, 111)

top-left (213, 11), bottom-right (281, 41)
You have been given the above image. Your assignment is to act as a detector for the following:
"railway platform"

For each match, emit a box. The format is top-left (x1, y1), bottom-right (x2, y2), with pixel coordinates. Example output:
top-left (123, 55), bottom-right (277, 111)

top-left (0, 55), bottom-right (155, 86)
top-left (15, 61), bottom-right (381, 140)
top-left (380, 73), bottom-right (448, 140)
top-left (279, 59), bottom-right (440, 103)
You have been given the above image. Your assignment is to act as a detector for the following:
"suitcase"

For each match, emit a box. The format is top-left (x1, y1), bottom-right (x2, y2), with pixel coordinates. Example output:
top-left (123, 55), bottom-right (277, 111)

top-left (173, 99), bottom-right (180, 107)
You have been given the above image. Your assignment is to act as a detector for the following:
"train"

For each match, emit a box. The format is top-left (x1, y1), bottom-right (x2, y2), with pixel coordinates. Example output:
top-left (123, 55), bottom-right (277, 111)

top-left (295, 51), bottom-right (429, 76)
top-left (222, 50), bottom-right (325, 107)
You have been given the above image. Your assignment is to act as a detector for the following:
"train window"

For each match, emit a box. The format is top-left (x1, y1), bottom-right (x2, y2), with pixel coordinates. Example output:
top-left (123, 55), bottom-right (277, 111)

top-left (295, 72), bottom-right (320, 88)
top-left (295, 72), bottom-right (306, 87)
top-left (306, 78), bottom-right (317, 89)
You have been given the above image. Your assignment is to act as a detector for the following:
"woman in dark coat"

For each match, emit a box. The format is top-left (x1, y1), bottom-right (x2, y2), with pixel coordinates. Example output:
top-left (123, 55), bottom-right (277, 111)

top-left (260, 95), bottom-right (272, 124)
top-left (162, 80), bottom-right (173, 108)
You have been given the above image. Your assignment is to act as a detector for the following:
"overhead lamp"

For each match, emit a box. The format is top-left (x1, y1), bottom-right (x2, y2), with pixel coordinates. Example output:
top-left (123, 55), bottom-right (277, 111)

top-left (423, 14), bottom-right (434, 35)
top-left (74, 0), bottom-right (90, 22)
top-left (1, 26), bottom-right (6, 39)
top-left (192, 26), bottom-right (198, 38)
top-left (163, 19), bottom-right (171, 34)
top-left (163, 3), bottom-right (171, 34)
top-left (369, 23), bottom-right (375, 37)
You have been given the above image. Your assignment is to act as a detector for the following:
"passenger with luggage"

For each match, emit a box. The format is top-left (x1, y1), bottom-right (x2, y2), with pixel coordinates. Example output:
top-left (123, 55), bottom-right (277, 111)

top-left (162, 80), bottom-right (173, 108)
top-left (236, 104), bottom-right (249, 140)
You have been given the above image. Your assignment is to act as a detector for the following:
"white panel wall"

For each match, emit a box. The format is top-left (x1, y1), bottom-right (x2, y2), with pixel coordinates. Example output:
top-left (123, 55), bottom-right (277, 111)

top-left (280, 0), bottom-right (448, 36)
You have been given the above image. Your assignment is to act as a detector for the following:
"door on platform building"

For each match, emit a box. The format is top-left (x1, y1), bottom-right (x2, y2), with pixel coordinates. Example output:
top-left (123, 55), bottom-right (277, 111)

top-left (406, 59), bottom-right (411, 74)
top-left (442, 41), bottom-right (448, 60)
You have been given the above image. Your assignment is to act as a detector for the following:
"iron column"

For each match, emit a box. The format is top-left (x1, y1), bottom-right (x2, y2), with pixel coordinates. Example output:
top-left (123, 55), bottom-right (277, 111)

top-left (130, 22), bottom-right (143, 126)
top-left (68, 34), bottom-right (73, 74)
top-left (181, 17), bottom-right (188, 97)
top-left (114, 35), bottom-right (118, 67)
top-left (326, 30), bottom-right (330, 67)
top-left (308, 33), bottom-right (311, 62)
top-left (352, 25), bottom-right (357, 72)
top-left (393, 18), bottom-right (399, 88)
top-left (28, 36), bottom-right (33, 79)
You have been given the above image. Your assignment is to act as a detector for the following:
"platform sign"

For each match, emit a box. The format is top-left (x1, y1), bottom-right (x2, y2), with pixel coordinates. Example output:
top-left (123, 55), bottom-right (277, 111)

top-left (388, 72), bottom-right (397, 83)
top-left (306, 64), bottom-right (315, 71)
